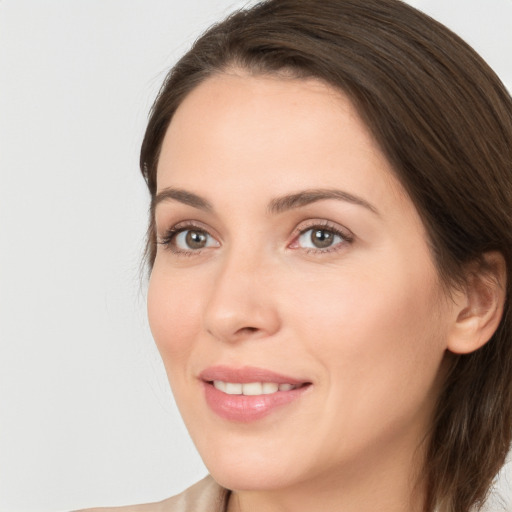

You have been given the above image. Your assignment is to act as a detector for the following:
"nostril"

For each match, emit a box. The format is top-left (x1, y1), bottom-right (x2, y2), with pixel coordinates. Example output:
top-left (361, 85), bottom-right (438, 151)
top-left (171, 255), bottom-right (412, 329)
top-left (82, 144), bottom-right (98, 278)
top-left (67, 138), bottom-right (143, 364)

top-left (238, 326), bottom-right (259, 335)
top-left (235, 327), bottom-right (260, 338)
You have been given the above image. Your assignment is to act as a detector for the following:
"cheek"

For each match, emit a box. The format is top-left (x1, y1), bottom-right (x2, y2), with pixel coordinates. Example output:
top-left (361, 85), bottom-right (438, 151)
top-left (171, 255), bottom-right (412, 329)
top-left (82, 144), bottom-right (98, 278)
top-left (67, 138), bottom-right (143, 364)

top-left (291, 258), bottom-right (446, 388)
top-left (147, 266), bottom-right (204, 368)
top-left (289, 263), bottom-right (447, 454)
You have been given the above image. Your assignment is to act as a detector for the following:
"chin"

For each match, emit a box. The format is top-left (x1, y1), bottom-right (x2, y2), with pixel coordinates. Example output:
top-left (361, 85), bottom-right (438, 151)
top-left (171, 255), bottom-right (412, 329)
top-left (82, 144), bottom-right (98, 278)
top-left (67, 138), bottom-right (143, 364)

top-left (196, 437), bottom-right (306, 491)
top-left (208, 462), bottom-right (300, 492)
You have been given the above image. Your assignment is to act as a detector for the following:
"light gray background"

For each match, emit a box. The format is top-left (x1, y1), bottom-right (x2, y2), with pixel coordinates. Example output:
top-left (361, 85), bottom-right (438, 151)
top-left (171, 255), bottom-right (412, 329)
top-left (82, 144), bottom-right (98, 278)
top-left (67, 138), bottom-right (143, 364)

top-left (1, 1), bottom-right (511, 511)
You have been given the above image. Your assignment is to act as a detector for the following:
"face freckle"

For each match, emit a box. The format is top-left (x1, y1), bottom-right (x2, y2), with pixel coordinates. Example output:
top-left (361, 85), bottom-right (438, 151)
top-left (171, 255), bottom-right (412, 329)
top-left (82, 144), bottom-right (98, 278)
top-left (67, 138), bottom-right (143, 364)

top-left (147, 71), bottom-right (456, 498)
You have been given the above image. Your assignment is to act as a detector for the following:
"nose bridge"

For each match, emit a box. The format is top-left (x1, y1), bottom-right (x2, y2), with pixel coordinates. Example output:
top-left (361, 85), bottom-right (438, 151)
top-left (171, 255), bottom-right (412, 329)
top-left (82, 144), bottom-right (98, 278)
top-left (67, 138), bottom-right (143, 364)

top-left (203, 242), bottom-right (280, 342)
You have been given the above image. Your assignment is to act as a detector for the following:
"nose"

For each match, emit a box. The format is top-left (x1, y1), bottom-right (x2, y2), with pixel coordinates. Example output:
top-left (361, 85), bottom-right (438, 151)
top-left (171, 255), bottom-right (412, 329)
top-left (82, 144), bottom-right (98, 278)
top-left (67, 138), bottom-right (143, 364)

top-left (203, 249), bottom-right (281, 344)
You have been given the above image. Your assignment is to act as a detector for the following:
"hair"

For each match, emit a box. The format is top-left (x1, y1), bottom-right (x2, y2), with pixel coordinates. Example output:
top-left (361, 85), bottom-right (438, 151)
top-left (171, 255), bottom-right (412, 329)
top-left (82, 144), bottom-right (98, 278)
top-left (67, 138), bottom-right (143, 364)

top-left (139, 1), bottom-right (512, 510)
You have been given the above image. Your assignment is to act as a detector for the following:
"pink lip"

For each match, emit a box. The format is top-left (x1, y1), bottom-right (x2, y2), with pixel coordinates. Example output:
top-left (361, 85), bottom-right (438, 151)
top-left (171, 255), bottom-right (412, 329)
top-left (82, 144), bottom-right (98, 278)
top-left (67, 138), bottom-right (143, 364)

top-left (200, 365), bottom-right (311, 423)
top-left (199, 365), bottom-right (306, 384)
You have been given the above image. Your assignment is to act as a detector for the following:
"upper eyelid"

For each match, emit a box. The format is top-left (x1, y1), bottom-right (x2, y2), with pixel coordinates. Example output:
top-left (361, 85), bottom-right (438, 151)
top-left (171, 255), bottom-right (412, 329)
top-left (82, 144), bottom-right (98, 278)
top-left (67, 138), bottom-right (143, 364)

top-left (159, 218), bottom-right (351, 234)
top-left (158, 219), bottom-right (217, 237)
top-left (292, 219), bottom-right (354, 238)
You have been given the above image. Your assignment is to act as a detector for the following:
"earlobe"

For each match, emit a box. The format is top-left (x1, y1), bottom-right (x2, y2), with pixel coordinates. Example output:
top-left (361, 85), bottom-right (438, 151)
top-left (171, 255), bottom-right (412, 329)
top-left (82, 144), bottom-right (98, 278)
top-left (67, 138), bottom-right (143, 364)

top-left (447, 252), bottom-right (507, 355)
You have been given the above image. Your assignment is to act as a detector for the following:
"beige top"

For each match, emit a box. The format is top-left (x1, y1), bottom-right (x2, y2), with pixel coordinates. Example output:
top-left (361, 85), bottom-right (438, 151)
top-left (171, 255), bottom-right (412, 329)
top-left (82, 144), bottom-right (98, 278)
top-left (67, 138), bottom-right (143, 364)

top-left (76, 476), bottom-right (230, 512)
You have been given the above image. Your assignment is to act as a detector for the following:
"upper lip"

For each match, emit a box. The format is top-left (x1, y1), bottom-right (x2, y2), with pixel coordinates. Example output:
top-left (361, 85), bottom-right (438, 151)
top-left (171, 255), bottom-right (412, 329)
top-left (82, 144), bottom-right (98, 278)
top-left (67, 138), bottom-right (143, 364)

top-left (199, 365), bottom-right (309, 385)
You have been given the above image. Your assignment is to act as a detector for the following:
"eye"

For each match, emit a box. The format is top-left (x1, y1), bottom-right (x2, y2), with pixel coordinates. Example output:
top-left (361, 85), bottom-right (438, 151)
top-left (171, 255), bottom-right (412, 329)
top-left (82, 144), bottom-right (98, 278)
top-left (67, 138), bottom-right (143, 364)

top-left (175, 229), bottom-right (215, 250)
top-left (298, 228), bottom-right (343, 249)
top-left (159, 224), bottom-right (220, 254)
top-left (290, 222), bottom-right (353, 253)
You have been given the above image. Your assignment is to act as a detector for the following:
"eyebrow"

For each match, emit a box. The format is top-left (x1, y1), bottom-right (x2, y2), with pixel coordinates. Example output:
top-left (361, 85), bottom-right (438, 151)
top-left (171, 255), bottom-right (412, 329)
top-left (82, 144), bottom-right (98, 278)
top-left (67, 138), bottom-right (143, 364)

top-left (152, 188), bottom-right (213, 213)
top-left (268, 188), bottom-right (379, 215)
top-left (152, 187), bottom-right (379, 216)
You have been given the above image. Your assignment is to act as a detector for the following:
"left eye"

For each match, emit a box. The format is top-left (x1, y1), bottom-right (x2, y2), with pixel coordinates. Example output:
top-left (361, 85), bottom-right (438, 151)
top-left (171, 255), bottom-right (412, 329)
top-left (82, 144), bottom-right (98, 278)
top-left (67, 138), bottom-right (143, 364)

top-left (297, 227), bottom-right (345, 250)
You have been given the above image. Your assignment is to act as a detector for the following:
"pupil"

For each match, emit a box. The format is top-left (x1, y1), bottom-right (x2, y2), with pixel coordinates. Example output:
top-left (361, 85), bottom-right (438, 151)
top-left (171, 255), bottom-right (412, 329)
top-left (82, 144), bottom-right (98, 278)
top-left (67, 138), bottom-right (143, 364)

top-left (312, 229), bottom-right (333, 248)
top-left (186, 230), bottom-right (207, 249)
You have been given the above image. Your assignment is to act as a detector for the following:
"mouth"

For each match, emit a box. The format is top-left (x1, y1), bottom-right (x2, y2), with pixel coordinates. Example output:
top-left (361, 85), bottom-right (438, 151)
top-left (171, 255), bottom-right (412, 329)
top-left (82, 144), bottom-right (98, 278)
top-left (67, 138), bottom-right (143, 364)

top-left (210, 380), bottom-right (304, 395)
top-left (200, 366), bottom-right (312, 422)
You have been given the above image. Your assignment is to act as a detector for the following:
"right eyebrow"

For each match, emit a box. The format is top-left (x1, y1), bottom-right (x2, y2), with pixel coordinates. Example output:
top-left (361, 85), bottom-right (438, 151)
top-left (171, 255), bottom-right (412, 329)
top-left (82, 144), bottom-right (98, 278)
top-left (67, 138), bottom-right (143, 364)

top-left (151, 187), bottom-right (213, 214)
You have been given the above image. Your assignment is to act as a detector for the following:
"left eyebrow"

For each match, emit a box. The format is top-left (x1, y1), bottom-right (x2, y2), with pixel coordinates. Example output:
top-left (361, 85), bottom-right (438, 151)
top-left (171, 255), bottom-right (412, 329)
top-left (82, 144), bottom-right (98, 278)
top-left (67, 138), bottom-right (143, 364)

top-left (268, 188), bottom-right (380, 216)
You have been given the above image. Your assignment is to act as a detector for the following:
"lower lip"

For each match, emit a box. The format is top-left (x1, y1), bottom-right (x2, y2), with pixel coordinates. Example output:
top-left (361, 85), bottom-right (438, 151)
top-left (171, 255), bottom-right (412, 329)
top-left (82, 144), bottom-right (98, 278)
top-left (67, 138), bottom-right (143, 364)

top-left (203, 382), bottom-right (310, 423)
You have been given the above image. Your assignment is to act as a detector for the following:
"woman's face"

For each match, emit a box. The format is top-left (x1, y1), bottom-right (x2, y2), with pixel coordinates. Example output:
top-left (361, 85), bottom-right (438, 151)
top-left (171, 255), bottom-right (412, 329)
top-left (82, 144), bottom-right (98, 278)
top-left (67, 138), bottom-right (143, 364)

top-left (148, 72), bottom-right (456, 493)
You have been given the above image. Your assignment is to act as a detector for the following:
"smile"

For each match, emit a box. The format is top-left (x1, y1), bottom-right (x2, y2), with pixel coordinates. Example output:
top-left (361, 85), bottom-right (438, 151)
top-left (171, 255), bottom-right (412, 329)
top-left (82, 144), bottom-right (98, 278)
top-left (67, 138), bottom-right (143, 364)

top-left (200, 366), bottom-right (311, 422)
top-left (212, 381), bottom-right (300, 395)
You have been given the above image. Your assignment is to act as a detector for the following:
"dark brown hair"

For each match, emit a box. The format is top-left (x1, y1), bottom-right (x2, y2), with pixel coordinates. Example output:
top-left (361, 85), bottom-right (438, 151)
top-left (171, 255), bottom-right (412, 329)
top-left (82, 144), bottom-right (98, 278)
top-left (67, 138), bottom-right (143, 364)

top-left (140, 1), bottom-right (512, 510)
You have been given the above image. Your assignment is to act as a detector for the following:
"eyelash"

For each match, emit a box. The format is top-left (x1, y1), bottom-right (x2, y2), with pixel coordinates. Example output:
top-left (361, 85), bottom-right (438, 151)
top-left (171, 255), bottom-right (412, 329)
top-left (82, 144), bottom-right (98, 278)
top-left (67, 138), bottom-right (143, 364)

top-left (157, 220), bottom-right (354, 256)
top-left (290, 220), bottom-right (354, 254)
top-left (157, 221), bottom-right (214, 257)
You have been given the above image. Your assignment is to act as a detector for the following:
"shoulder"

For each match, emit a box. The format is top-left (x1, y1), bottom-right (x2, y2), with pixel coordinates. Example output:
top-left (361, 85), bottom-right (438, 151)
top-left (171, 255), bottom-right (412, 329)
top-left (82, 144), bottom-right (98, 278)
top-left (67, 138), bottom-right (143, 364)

top-left (74, 475), bottom-right (230, 512)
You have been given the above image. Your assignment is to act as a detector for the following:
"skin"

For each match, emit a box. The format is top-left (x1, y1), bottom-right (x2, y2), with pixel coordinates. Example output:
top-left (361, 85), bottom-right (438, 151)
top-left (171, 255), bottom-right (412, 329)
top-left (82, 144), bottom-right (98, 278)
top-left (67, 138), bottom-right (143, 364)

top-left (148, 71), bottom-right (465, 512)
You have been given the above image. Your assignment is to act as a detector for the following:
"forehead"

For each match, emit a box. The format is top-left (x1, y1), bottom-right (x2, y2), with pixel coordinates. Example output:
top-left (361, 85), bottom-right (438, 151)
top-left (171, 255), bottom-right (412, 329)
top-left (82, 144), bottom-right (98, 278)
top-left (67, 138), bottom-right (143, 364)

top-left (162, 71), bottom-right (379, 162)
top-left (157, 71), bottom-right (409, 214)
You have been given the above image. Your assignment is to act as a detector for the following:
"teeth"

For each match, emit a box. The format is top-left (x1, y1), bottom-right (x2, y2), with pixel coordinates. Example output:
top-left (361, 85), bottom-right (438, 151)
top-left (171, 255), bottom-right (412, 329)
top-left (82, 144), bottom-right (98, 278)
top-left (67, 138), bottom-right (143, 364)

top-left (262, 382), bottom-right (279, 394)
top-left (213, 381), bottom-right (297, 395)
top-left (213, 380), bottom-right (226, 392)
top-left (225, 382), bottom-right (242, 395)
top-left (243, 382), bottom-right (263, 395)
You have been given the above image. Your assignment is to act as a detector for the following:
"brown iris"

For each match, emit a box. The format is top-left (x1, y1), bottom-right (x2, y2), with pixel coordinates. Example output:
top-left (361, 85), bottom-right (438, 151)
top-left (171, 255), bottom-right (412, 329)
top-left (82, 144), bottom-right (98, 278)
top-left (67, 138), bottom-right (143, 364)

top-left (185, 230), bottom-right (208, 249)
top-left (311, 229), bottom-right (335, 248)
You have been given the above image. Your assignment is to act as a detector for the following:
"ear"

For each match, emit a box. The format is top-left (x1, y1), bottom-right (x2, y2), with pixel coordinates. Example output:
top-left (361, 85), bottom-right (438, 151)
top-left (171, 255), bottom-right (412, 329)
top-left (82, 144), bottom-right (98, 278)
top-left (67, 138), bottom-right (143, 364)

top-left (447, 252), bottom-right (507, 355)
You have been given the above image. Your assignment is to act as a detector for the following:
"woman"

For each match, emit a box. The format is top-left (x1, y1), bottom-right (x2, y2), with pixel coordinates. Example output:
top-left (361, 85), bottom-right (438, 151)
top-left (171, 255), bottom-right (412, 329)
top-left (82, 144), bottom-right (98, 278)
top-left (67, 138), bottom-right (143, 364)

top-left (82, 0), bottom-right (512, 511)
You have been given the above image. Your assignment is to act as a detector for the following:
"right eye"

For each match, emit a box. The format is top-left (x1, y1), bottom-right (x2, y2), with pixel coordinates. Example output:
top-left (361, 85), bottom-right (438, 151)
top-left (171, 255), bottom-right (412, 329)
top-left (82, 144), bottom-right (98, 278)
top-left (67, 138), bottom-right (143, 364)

top-left (159, 225), bottom-right (220, 254)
